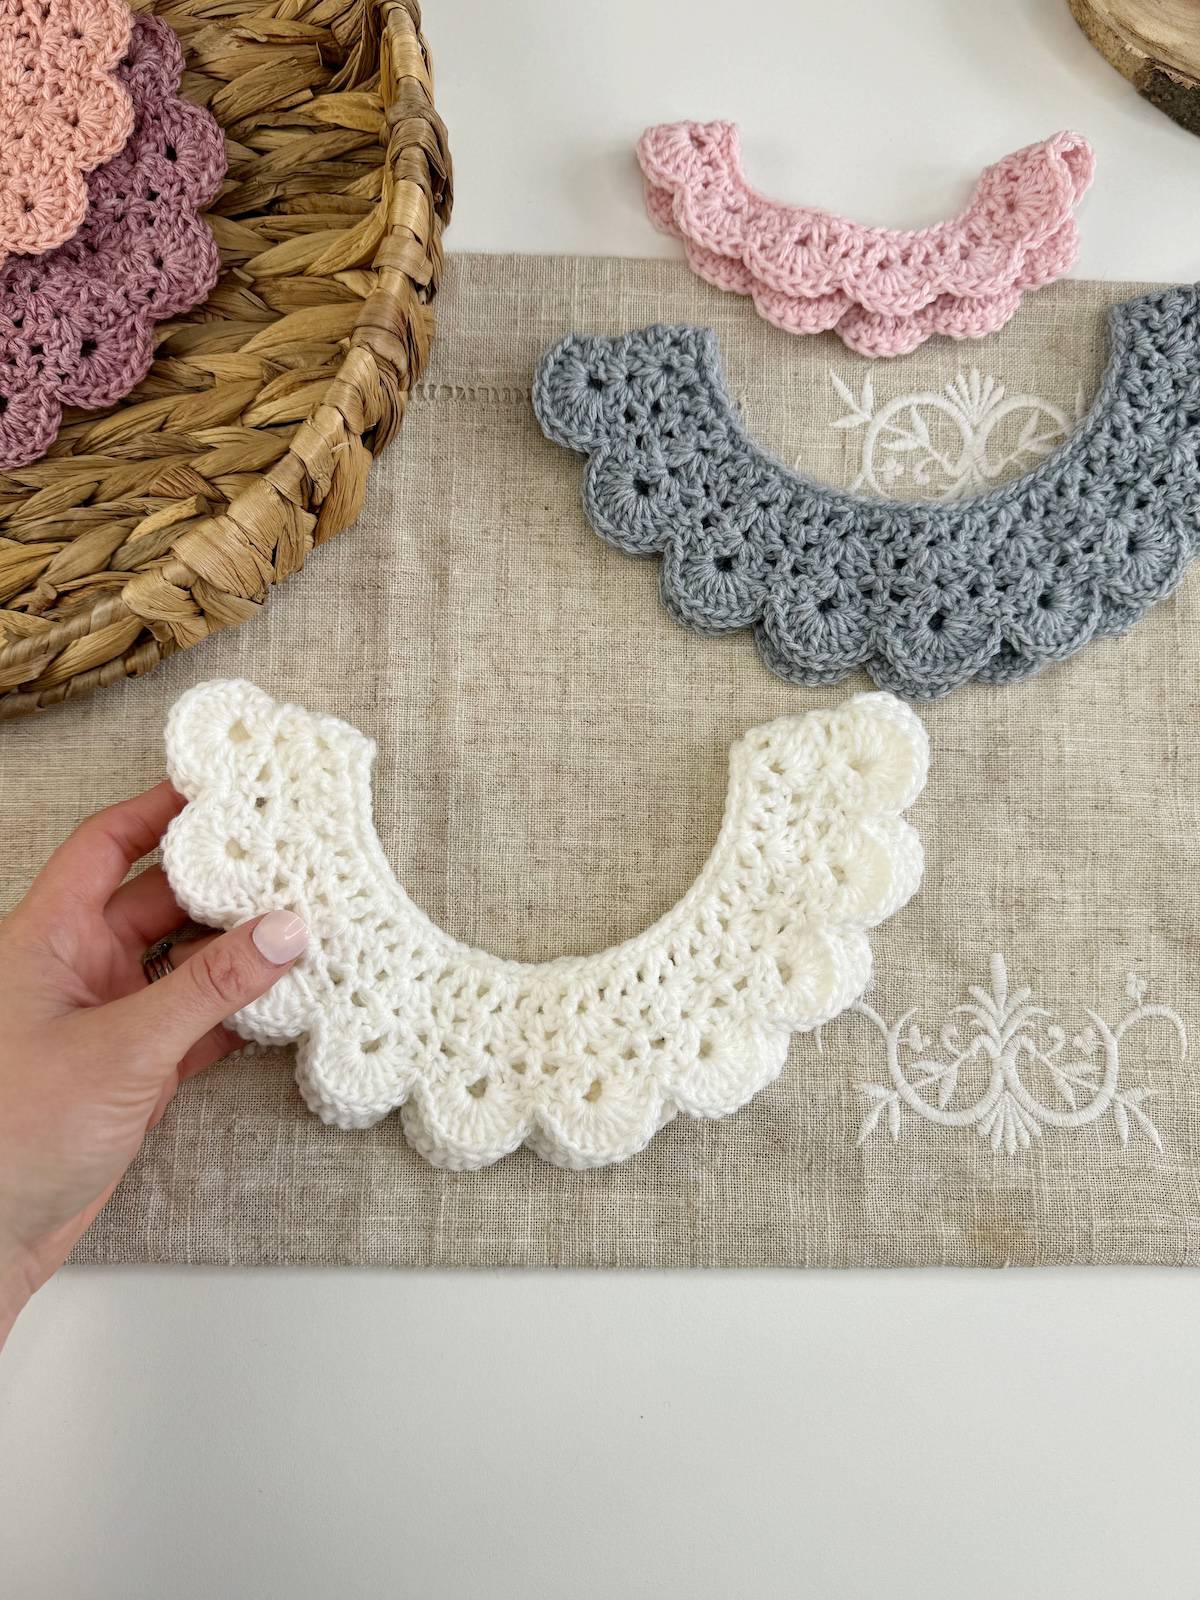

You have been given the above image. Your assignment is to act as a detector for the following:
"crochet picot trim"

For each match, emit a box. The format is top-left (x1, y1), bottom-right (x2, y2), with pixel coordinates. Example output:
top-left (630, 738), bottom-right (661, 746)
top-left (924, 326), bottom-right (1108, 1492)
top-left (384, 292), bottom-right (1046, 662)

top-left (162, 680), bottom-right (928, 1170)
top-left (0, 15), bottom-right (226, 470)
top-left (638, 123), bottom-right (1094, 357)
top-left (0, 0), bottom-right (134, 264)
top-left (534, 291), bottom-right (1200, 698)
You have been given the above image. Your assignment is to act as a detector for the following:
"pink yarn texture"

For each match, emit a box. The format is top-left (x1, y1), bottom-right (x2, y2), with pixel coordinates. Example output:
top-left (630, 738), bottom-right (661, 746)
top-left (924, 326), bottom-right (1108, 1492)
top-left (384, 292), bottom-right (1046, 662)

top-left (638, 122), bottom-right (1095, 357)
top-left (0, 14), bottom-right (226, 470)
top-left (0, 0), bottom-right (134, 264)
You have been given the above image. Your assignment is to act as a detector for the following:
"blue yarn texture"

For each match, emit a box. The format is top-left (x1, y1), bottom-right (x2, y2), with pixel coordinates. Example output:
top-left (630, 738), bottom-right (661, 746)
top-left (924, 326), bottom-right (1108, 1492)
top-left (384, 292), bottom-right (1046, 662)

top-left (533, 286), bottom-right (1200, 697)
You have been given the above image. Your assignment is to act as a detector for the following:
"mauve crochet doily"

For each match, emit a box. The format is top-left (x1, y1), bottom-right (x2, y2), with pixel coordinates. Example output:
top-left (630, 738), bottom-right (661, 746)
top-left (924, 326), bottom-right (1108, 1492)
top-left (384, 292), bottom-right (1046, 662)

top-left (0, 0), bottom-right (133, 264)
top-left (0, 14), bottom-right (226, 470)
top-left (534, 287), bottom-right (1200, 698)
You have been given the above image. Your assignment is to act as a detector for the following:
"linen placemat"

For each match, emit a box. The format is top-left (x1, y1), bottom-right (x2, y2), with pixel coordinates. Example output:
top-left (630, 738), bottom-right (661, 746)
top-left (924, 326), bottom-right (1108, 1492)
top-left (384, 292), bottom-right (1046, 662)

top-left (2, 253), bottom-right (1197, 1267)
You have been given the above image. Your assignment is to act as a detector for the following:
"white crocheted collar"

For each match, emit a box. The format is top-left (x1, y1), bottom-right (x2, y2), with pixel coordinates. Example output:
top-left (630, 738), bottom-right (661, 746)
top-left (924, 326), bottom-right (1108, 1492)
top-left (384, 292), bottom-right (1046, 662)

top-left (163, 680), bottom-right (928, 1170)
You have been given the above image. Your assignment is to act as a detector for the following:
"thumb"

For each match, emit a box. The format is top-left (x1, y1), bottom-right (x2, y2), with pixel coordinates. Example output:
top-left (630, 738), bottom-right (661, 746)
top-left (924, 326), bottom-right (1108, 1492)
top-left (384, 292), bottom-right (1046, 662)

top-left (109, 910), bottom-right (308, 1065)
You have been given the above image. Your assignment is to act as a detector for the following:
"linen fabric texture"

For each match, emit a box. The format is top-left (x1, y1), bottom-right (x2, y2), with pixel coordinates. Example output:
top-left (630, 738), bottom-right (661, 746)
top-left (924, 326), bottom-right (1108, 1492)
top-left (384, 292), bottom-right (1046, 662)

top-left (1, 254), bottom-right (1197, 1268)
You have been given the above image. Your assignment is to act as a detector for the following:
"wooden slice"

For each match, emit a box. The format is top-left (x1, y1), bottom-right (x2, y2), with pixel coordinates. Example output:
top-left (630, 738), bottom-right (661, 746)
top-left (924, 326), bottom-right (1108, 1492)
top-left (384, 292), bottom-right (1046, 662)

top-left (1067, 0), bottom-right (1200, 134)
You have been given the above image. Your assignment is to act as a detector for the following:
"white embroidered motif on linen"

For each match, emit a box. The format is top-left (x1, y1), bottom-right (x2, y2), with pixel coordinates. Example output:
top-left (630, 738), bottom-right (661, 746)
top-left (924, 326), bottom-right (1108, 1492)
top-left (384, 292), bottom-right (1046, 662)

top-left (828, 368), bottom-right (1086, 500)
top-left (851, 955), bottom-right (1187, 1155)
top-left (162, 680), bottom-right (928, 1170)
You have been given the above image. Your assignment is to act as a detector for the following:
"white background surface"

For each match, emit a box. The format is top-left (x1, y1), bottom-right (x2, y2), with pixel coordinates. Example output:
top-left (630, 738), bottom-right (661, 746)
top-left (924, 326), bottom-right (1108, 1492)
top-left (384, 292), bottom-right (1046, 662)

top-left (3, 2), bottom-right (1200, 1595)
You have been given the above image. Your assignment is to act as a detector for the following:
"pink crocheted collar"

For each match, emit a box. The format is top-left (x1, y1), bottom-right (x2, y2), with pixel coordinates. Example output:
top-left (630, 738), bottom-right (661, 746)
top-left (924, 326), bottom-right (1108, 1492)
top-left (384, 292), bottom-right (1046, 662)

top-left (0, 0), bottom-right (134, 265)
top-left (638, 122), bottom-right (1094, 356)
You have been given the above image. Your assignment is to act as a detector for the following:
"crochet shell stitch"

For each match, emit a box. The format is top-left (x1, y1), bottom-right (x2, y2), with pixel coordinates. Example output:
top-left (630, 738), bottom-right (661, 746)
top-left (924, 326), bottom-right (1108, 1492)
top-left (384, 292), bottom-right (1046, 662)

top-left (162, 680), bottom-right (928, 1170)
top-left (0, 14), bottom-right (226, 470)
top-left (533, 288), bottom-right (1200, 698)
top-left (638, 123), bottom-right (1094, 357)
top-left (0, 0), bottom-right (133, 265)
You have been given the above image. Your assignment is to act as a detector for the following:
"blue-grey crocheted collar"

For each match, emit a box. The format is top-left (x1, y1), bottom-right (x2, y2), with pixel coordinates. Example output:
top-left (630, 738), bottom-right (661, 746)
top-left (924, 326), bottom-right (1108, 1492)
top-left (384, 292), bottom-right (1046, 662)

top-left (533, 287), bottom-right (1200, 697)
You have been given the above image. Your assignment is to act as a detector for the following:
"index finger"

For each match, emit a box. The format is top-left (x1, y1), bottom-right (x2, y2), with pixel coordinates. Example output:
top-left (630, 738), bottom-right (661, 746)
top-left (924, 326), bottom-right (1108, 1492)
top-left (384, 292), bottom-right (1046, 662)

top-left (30, 780), bottom-right (186, 915)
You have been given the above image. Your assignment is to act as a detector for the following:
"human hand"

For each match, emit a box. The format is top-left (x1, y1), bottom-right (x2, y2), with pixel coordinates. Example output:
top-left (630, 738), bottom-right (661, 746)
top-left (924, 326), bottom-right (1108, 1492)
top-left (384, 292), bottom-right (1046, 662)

top-left (0, 781), bottom-right (306, 1343)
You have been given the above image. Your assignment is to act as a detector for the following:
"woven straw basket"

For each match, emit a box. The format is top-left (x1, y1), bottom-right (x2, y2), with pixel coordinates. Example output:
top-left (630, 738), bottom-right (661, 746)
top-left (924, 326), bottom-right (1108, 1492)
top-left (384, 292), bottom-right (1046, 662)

top-left (0, 0), bottom-right (451, 717)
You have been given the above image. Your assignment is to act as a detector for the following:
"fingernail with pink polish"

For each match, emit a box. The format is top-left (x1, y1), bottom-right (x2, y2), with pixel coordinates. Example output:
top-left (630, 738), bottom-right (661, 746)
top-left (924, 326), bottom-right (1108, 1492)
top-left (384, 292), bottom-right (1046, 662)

top-left (252, 910), bottom-right (308, 965)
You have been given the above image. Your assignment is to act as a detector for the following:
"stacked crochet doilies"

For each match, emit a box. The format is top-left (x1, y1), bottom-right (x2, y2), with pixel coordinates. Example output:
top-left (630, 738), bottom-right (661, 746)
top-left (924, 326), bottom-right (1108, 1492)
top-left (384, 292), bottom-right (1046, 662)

top-left (0, 0), bottom-right (225, 469)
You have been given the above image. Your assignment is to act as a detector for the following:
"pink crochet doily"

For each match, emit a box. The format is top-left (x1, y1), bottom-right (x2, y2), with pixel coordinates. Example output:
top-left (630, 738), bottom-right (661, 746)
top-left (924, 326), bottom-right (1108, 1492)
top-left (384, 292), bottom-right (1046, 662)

top-left (0, 14), bottom-right (226, 470)
top-left (0, 0), bottom-right (134, 264)
top-left (638, 122), bottom-right (1095, 357)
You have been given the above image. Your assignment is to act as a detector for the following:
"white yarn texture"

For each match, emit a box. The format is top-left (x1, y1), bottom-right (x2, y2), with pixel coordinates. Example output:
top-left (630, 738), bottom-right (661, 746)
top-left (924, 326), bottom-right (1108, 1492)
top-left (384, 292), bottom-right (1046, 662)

top-left (162, 680), bottom-right (929, 1169)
